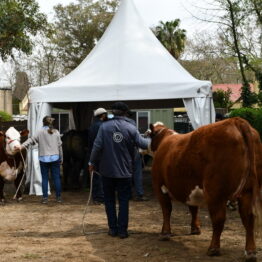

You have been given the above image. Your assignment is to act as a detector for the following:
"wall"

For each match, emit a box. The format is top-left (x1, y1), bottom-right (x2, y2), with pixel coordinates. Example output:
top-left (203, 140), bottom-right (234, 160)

top-left (0, 89), bottom-right (12, 115)
top-left (150, 109), bottom-right (173, 129)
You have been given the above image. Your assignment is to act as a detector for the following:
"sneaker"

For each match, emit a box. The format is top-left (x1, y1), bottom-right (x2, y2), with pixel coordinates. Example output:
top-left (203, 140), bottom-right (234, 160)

top-left (108, 229), bottom-right (118, 237)
top-left (41, 198), bottom-right (48, 204)
top-left (134, 195), bottom-right (149, 202)
top-left (56, 197), bottom-right (62, 203)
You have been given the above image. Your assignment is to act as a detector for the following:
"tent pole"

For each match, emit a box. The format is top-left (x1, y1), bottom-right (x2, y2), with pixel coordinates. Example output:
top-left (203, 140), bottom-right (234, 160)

top-left (209, 96), bottom-right (213, 124)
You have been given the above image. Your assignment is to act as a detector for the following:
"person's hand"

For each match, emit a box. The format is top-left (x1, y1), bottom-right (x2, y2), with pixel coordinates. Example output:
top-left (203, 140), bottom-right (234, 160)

top-left (143, 129), bottom-right (151, 137)
top-left (88, 164), bottom-right (95, 174)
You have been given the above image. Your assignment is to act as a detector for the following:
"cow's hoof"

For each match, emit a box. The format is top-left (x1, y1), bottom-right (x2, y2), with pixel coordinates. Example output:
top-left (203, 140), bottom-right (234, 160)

top-left (16, 197), bottom-right (23, 202)
top-left (190, 227), bottom-right (201, 235)
top-left (245, 251), bottom-right (257, 262)
top-left (159, 233), bottom-right (172, 241)
top-left (207, 248), bottom-right (221, 256)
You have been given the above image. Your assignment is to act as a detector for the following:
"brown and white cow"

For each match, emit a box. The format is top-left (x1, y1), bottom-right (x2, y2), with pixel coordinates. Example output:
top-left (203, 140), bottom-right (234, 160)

top-left (149, 117), bottom-right (262, 262)
top-left (0, 127), bottom-right (29, 203)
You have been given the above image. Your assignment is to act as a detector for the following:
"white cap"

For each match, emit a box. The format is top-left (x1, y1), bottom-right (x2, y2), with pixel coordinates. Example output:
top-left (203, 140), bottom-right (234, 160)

top-left (94, 108), bottom-right (107, 117)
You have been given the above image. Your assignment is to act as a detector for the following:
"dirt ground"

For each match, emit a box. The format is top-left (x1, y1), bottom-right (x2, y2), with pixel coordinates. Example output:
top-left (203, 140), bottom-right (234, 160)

top-left (1, 172), bottom-right (262, 262)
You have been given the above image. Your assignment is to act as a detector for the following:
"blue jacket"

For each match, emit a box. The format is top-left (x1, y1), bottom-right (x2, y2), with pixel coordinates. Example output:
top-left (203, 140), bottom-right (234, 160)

top-left (89, 116), bottom-right (149, 178)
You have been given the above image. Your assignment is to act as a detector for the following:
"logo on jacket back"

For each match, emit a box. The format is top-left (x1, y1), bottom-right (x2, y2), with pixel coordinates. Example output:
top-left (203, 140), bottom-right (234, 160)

top-left (113, 132), bottom-right (123, 143)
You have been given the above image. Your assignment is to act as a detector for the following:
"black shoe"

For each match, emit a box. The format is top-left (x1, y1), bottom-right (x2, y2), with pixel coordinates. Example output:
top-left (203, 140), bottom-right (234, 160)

top-left (56, 197), bottom-right (63, 203)
top-left (108, 229), bottom-right (118, 237)
top-left (41, 198), bottom-right (48, 204)
top-left (134, 196), bottom-right (149, 202)
top-left (118, 232), bottom-right (129, 239)
top-left (93, 200), bottom-right (104, 205)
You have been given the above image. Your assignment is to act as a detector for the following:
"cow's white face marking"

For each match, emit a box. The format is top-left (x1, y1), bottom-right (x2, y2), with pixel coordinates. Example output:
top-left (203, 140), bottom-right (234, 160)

top-left (186, 186), bottom-right (206, 207)
top-left (154, 121), bottom-right (164, 127)
top-left (161, 185), bottom-right (169, 194)
top-left (0, 161), bottom-right (20, 181)
top-left (5, 127), bottom-right (21, 155)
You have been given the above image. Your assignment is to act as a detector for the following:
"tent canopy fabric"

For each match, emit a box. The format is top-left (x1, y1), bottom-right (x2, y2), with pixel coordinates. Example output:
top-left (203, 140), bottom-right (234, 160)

top-left (26, 0), bottom-right (215, 196)
top-left (28, 0), bottom-right (212, 103)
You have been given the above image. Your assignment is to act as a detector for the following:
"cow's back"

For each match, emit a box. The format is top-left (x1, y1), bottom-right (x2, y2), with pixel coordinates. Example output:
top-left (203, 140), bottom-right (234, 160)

top-left (251, 127), bottom-right (262, 187)
top-left (152, 118), bottom-right (252, 203)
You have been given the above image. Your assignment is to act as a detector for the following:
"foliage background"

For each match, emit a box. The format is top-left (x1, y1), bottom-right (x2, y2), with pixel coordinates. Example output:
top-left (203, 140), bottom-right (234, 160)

top-left (229, 107), bottom-right (262, 138)
top-left (0, 111), bottom-right (12, 121)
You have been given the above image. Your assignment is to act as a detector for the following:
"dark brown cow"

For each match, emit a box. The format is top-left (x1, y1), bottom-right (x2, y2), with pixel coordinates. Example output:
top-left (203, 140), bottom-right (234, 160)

top-left (0, 127), bottom-right (28, 203)
top-left (149, 117), bottom-right (262, 262)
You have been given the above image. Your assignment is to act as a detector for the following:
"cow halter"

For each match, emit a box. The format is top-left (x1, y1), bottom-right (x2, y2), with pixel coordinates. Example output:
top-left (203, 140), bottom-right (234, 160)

top-left (7, 139), bottom-right (17, 145)
top-left (4, 136), bottom-right (21, 155)
top-left (154, 127), bottom-right (177, 137)
top-left (153, 127), bottom-right (166, 136)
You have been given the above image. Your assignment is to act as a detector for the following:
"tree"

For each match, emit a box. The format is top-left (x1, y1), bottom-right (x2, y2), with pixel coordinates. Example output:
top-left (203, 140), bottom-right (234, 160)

top-left (50, 0), bottom-right (118, 71)
top-left (213, 88), bottom-right (233, 111)
top-left (0, 111), bottom-right (12, 122)
top-left (245, 0), bottom-right (262, 25)
top-left (28, 35), bottom-right (65, 86)
top-left (241, 0), bottom-right (262, 92)
top-left (190, 0), bottom-right (261, 107)
top-left (181, 34), bottom-right (247, 83)
top-left (153, 19), bottom-right (187, 60)
top-left (219, 0), bottom-right (261, 106)
top-left (0, 0), bottom-right (47, 60)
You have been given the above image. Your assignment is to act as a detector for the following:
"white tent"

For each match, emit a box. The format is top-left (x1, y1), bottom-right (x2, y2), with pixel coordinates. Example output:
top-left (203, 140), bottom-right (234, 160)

top-left (27, 0), bottom-right (215, 195)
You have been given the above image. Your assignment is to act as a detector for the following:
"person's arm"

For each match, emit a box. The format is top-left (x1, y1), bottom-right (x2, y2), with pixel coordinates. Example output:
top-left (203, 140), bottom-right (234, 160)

top-left (133, 129), bottom-right (150, 150)
top-left (57, 132), bottom-right (63, 163)
top-left (88, 126), bottom-right (104, 172)
top-left (22, 133), bottom-right (39, 149)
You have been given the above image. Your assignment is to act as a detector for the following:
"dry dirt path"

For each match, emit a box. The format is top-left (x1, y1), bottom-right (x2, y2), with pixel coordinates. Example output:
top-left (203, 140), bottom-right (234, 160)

top-left (0, 187), bottom-right (261, 262)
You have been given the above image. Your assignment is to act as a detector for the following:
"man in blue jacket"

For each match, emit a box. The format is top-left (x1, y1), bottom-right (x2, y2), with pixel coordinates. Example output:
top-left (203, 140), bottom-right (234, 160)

top-left (88, 102), bottom-right (150, 239)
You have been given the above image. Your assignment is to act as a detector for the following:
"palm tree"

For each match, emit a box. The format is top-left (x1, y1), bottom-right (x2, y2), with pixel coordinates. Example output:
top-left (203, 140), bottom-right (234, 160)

top-left (154, 19), bottom-right (187, 60)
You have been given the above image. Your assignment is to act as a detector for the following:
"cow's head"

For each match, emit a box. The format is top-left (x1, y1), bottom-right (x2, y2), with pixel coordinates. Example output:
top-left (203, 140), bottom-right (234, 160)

top-left (0, 127), bottom-right (29, 156)
top-left (149, 122), bottom-right (176, 152)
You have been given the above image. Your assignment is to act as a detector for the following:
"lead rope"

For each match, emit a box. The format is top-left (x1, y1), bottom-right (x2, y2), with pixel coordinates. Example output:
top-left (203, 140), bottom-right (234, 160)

top-left (13, 148), bottom-right (27, 200)
top-left (82, 170), bottom-right (107, 236)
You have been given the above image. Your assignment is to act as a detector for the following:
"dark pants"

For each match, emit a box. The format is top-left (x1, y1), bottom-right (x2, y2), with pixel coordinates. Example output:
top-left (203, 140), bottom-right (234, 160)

top-left (92, 172), bottom-right (104, 202)
top-left (102, 176), bottom-right (131, 234)
top-left (40, 161), bottom-right (61, 199)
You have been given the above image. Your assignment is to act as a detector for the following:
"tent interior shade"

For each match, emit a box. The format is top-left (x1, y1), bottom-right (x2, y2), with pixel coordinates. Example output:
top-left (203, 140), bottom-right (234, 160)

top-left (54, 99), bottom-right (185, 130)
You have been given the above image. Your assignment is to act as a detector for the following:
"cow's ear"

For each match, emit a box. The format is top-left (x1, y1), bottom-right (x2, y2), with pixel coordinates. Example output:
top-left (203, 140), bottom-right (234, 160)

top-left (20, 129), bottom-right (29, 137)
top-left (0, 131), bottom-right (4, 137)
top-left (149, 124), bottom-right (154, 133)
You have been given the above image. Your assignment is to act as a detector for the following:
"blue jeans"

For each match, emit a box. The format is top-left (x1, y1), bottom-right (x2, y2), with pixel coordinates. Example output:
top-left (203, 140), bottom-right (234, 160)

top-left (102, 176), bottom-right (131, 234)
top-left (40, 161), bottom-right (61, 198)
top-left (133, 152), bottom-right (143, 197)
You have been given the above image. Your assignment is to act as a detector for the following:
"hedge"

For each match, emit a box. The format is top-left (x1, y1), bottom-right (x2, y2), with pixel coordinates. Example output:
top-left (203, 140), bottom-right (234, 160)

top-left (0, 111), bottom-right (12, 122)
top-left (229, 108), bottom-right (262, 139)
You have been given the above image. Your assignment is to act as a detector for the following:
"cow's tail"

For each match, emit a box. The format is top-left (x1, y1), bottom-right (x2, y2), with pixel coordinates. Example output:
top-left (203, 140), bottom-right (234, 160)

top-left (233, 118), bottom-right (262, 235)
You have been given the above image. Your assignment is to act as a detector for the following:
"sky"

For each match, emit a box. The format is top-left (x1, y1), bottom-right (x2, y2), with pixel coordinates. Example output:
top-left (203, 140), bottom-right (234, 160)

top-left (1, 0), bottom-right (217, 87)
top-left (36, 0), bottom-right (217, 37)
